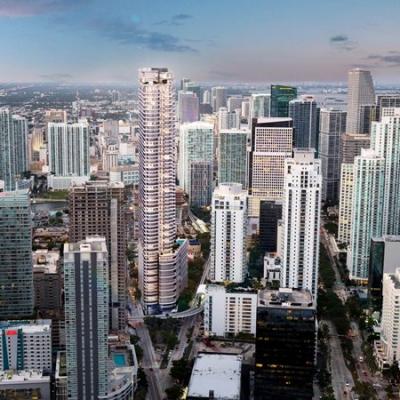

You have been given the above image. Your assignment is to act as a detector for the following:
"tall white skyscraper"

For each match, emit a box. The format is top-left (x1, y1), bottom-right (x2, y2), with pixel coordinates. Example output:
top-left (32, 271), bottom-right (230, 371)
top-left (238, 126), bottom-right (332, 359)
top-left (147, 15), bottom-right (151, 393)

top-left (178, 122), bottom-right (214, 207)
top-left (370, 108), bottom-right (400, 235)
top-left (64, 237), bottom-right (109, 400)
top-left (210, 183), bottom-right (248, 283)
top-left (0, 109), bottom-right (28, 191)
top-left (47, 121), bottom-right (90, 177)
top-left (280, 149), bottom-right (321, 301)
top-left (250, 94), bottom-right (270, 119)
top-left (338, 163), bottom-right (354, 244)
top-left (346, 68), bottom-right (375, 135)
top-left (348, 149), bottom-right (385, 280)
top-left (212, 86), bottom-right (227, 112)
top-left (218, 107), bottom-right (240, 130)
top-left (138, 68), bottom-right (187, 314)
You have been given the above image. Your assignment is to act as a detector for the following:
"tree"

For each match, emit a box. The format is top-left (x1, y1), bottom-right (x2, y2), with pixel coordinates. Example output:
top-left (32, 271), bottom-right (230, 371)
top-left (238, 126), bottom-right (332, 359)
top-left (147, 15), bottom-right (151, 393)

top-left (165, 384), bottom-right (184, 400)
top-left (170, 358), bottom-right (190, 384)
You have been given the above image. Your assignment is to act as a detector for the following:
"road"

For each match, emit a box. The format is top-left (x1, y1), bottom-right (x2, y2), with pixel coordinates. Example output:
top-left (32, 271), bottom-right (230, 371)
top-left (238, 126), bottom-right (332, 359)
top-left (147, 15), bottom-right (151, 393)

top-left (325, 321), bottom-right (355, 399)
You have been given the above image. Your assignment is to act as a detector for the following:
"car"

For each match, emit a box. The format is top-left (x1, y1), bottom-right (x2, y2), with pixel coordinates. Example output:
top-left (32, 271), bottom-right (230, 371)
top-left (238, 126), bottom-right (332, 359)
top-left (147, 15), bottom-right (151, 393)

top-left (345, 382), bottom-right (350, 387)
top-left (359, 356), bottom-right (364, 362)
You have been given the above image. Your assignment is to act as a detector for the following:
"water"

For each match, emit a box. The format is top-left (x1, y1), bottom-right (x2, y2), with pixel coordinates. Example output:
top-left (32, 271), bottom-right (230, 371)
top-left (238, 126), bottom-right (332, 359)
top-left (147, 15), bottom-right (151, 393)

top-left (113, 353), bottom-right (126, 367)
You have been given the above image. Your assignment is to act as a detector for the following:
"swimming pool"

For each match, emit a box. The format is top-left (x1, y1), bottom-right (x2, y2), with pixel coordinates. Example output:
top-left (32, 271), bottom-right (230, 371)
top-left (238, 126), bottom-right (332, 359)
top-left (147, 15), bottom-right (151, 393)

top-left (113, 353), bottom-right (127, 367)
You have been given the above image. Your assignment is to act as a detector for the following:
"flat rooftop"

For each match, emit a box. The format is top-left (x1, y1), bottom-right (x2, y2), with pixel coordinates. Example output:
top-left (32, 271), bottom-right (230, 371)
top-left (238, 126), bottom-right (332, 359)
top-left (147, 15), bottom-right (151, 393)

top-left (0, 319), bottom-right (51, 334)
top-left (187, 353), bottom-right (242, 400)
top-left (0, 370), bottom-right (50, 384)
top-left (258, 288), bottom-right (314, 308)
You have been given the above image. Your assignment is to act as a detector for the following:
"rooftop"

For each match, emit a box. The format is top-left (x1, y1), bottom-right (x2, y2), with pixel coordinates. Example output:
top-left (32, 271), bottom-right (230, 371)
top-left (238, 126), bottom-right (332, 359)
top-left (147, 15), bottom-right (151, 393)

top-left (0, 370), bottom-right (50, 384)
top-left (258, 288), bottom-right (314, 308)
top-left (32, 249), bottom-right (60, 274)
top-left (187, 353), bottom-right (242, 400)
top-left (0, 319), bottom-right (51, 334)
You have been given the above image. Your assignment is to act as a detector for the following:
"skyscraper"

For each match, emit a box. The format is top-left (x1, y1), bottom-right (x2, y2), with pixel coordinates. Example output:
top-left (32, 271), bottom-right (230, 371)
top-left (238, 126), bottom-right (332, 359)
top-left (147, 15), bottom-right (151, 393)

top-left (183, 81), bottom-right (201, 100)
top-left (346, 68), bottom-right (375, 135)
top-left (270, 85), bottom-right (297, 117)
top-left (259, 200), bottom-right (283, 253)
top-left (250, 94), bottom-right (270, 119)
top-left (370, 108), bottom-right (400, 235)
top-left (0, 109), bottom-right (28, 191)
top-left (178, 121), bottom-right (214, 207)
top-left (177, 91), bottom-right (199, 124)
top-left (340, 132), bottom-right (371, 164)
top-left (0, 190), bottom-right (33, 319)
top-left (255, 288), bottom-right (316, 400)
top-left (64, 237), bottom-right (109, 400)
top-left (227, 96), bottom-right (243, 113)
top-left (138, 68), bottom-right (187, 314)
top-left (338, 163), bottom-right (354, 245)
top-left (376, 94), bottom-right (400, 120)
top-left (289, 95), bottom-right (319, 150)
top-left (218, 128), bottom-right (248, 188)
top-left (348, 149), bottom-right (385, 280)
top-left (47, 121), bottom-right (90, 177)
top-left (212, 86), bottom-right (227, 112)
top-left (210, 183), bottom-right (248, 283)
top-left (248, 118), bottom-right (293, 205)
top-left (218, 107), bottom-right (240, 130)
top-left (280, 149), bottom-right (321, 300)
top-left (319, 108), bottom-right (347, 203)
top-left (69, 181), bottom-right (128, 331)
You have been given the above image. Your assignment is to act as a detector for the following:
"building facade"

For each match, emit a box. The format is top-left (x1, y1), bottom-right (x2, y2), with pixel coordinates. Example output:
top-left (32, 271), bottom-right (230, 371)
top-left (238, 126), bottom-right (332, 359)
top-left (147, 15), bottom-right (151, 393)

top-left (270, 85), bottom-right (297, 117)
top-left (210, 183), bottom-right (248, 283)
top-left (0, 190), bottom-right (33, 319)
top-left (319, 108), bottom-right (346, 203)
top-left (178, 91), bottom-right (199, 124)
top-left (280, 150), bottom-right (321, 301)
top-left (338, 163), bottom-right (354, 245)
top-left (64, 237), bottom-right (109, 400)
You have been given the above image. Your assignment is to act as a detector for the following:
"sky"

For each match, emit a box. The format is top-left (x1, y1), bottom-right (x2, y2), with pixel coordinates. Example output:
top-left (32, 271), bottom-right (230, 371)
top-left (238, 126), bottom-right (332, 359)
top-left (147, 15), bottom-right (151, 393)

top-left (0, 0), bottom-right (400, 84)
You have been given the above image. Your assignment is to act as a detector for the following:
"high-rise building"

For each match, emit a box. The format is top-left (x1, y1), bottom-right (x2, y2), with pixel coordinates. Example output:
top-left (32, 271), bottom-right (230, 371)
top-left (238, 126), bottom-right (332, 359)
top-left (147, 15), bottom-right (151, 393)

top-left (227, 96), bottom-right (243, 113)
top-left (138, 67), bottom-right (187, 314)
top-left (64, 237), bottom-right (109, 400)
top-left (248, 117), bottom-right (293, 207)
top-left (69, 181), bottom-right (128, 331)
top-left (370, 108), bottom-right (400, 235)
top-left (45, 109), bottom-right (67, 124)
top-left (346, 68), bottom-right (375, 135)
top-left (376, 94), bottom-right (400, 120)
top-left (255, 288), bottom-right (316, 400)
top-left (102, 144), bottom-right (119, 172)
top-left (0, 190), bottom-right (33, 319)
top-left (218, 128), bottom-right (248, 188)
top-left (319, 108), bottom-right (347, 203)
top-left (375, 268), bottom-right (400, 369)
top-left (340, 132), bottom-right (371, 164)
top-left (0, 320), bottom-right (51, 373)
top-left (368, 236), bottom-right (400, 310)
top-left (250, 94), bottom-right (270, 119)
top-left (289, 95), bottom-right (319, 150)
top-left (210, 183), bottom-right (248, 283)
top-left (178, 91), bottom-right (199, 124)
top-left (203, 284), bottom-right (257, 337)
top-left (178, 122), bottom-right (214, 207)
top-left (218, 107), bottom-right (240, 130)
top-left (47, 121), bottom-right (90, 177)
top-left (180, 77), bottom-right (191, 91)
top-left (0, 109), bottom-right (28, 191)
top-left (348, 149), bottom-right (385, 280)
top-left (270, 85), bottom-right (297, 117)
top-left (183, 81), bottom-right (201, 100)
top-left (280, 150), bottom-right (321, 300)
top-left (212, 86), bottom-right (227, 112)
top-left (338, 163), bottom-right (354, 244)
top-left (259, 200), bottom-right (282, 253)
top-left (202, 89), bottom-right (211, 105)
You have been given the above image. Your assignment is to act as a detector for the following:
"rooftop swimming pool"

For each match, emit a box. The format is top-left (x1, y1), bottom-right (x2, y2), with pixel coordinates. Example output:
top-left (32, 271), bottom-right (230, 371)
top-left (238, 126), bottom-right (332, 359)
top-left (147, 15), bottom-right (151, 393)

top-left (113, 353), bottom-right (127, 367)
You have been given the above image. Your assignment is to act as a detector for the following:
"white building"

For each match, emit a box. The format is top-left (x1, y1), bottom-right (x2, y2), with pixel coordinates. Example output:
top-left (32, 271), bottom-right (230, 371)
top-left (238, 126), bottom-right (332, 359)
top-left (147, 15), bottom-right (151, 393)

top-left (203, 284), bottom-right (257, 337)
top-left (178, 91), bottom-right (199, 124)
top-left (109, 164), bottom-right (139, 187)
top-left (370, 108), bottom-right (400, 235)
top-left (338, 163), bottom-right (354, 245)
top-left (64, 237), bottom-right (109, 399)
top-left (138, 68), bottom-right (187, 314)
top-left (187, 353), bottom-right (242, 400)
top-left (103, 144), bottom-right (119, 172)
top-left (263, 253), bottom-right (282, 284)
top-left (348, 149), bottom-right (385, 280)
top-left (280, 149), bottom-right (321, 301)
top-left (47, 121), bottom-right (90, 177)
top-left (218, 107), bottom-right (240, 130)
top-left (0, 320), bottom-right (52, 373)
top-left (375, 269), bottom-right (400, 369)
top-left (346, 68), bottom-right (375, 135)
top-left (210, 183), bottom-right (248, 283)
top-left (250, 93), bottom-right (270, 119)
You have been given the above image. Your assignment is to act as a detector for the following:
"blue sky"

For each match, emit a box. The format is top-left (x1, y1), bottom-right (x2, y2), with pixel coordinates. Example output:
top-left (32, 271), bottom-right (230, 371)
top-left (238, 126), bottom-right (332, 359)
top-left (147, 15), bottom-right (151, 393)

top-left (0, 0), bottom-right (400, 83)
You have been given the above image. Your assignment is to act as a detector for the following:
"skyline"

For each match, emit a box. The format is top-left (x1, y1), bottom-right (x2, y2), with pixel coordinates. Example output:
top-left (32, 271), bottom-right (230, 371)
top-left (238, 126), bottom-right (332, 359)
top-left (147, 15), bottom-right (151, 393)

top-left (0, 0), bottom-right (400, 83)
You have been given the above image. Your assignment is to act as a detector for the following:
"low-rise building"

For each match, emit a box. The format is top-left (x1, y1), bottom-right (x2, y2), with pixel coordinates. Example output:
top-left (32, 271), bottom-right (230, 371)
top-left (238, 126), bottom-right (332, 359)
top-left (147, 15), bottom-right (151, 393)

top-left (204, 284), bottom-right (257, 337)
top-left (263, 253), bottom-right (281, 285)
top-left (187, 353), bottom-right (242, 400)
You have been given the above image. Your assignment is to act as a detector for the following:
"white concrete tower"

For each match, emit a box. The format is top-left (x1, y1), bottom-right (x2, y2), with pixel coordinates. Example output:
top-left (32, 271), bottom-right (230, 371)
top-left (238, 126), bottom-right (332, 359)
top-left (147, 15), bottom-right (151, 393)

top-left (280, 149), bottom-right (322, 301)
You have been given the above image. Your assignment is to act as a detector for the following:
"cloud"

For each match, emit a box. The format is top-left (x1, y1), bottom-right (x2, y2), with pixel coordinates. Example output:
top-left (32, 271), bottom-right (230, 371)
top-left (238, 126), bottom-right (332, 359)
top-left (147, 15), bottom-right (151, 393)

top-left (40, 73), bottom-right (73, 81)
top-left (90, 18), bottom-right (197, 53)
top-left (367, 52), bottom-right (400, 67)
top-left (329, 34), bottom-right (357, 51)
top-left (0, 0), bottom-right (83, 17)
top-left (155, 13), bottom-right (193, 26)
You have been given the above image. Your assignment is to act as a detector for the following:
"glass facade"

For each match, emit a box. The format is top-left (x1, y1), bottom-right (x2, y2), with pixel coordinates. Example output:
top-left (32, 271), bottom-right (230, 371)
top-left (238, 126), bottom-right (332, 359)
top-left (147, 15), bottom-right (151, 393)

top-left (270, 85), bottom-right (297, 118)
